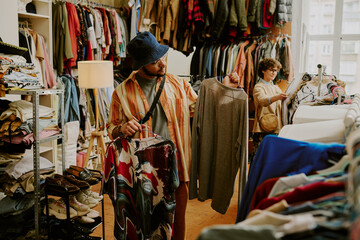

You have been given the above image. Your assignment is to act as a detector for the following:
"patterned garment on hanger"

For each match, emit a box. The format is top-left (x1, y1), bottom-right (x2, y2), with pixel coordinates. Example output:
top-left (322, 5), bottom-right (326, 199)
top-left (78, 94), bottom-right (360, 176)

top-left (103, 136), bottom-right (179, 240)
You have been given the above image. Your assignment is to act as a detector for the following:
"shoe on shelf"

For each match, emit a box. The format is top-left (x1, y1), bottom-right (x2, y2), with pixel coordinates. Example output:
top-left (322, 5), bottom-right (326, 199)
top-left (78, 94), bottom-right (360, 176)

top-left (65, 168), bottom-right (100, 185)
top-left (83, 188), bottom-right (103, 201)
top-left (63, 174), bottom-right (90, 189)
top-left (76, 190), bottom-right (99, 208)
top-left (68, 195), bottom-right (90, 216)
top-left (79, 216), bottom-right (95, 224)
top-left (86, 209), bottom-right (100, 219)
top-left (70, 165), bottom-right (102, 180)
top-left (45, 176), bottom-right (80, 194)
top-left (44, 198), bottom-right (77, 220)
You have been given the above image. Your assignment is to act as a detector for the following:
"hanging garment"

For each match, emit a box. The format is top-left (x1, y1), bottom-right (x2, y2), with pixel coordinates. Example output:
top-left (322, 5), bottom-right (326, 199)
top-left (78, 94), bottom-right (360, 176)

top-left (103, 136), bottom-right (180, 240)
top-left (189, 78), bottom-right (248, 214)
top-left (59, 74), bottom-right (80, 124)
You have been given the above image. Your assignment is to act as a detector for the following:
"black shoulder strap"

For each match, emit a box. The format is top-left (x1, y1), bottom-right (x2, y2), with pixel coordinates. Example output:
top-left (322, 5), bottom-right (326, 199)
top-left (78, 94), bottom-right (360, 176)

top-left (139, 75), bottom-right (166, 124)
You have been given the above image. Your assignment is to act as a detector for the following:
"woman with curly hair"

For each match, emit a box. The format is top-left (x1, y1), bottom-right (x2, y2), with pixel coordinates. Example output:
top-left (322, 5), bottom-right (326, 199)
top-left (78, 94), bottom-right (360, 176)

top-left (250, 58), bottom-right (289, 163)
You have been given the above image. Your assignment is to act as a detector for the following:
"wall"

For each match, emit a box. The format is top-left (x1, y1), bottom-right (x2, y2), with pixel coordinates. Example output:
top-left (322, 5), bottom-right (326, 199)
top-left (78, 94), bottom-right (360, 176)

top-left (167, 48), bottom-right (193, 76)
top-left (0, 0), bottom-right (18, 45)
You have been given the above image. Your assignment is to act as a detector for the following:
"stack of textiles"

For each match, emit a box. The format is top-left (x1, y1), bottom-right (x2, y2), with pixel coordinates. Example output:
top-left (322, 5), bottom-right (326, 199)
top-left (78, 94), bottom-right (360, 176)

top-left (0, 54), bottom-right (44, 90)
top-left (197, 135), bottom-right (350, 240)
top-left (0, 150), bottom-right (55, 239)
top-left (0, 99), bottom-right (59, 154)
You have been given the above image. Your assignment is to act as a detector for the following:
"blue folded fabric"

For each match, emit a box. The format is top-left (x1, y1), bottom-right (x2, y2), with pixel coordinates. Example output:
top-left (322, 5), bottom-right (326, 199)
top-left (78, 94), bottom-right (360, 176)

top-left (236, 135), bottom-right (345, 222)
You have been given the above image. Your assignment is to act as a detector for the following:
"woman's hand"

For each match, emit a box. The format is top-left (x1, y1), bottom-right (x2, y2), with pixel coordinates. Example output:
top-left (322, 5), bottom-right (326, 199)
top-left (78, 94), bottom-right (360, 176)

top-left (277, 92), bottom-right (288, 101)
top-left (269, 92), bottom-right (288, 104)
top-left (223, 73), bottom-right (240, 88)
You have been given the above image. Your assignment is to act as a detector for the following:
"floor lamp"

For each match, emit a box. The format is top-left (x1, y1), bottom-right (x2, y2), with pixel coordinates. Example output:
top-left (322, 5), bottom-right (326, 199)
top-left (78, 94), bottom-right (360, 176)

top-left (78, 60), bottom-right (113, 169)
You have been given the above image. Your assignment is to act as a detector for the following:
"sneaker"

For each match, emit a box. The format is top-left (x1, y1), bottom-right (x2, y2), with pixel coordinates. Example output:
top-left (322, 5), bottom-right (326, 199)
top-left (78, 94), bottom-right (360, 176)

top-left (76, 191), bottom-right (99, 208)
top-left (79, 216), bottom-right (95, 224)
top-left (86, 209), bottom-right (100, 219)
top-left (69, 195), bottom-right (90, 216)
top-left (45, 198), bottom-right (77, 219)
top-left (83, 188), bottom-right (103, 201)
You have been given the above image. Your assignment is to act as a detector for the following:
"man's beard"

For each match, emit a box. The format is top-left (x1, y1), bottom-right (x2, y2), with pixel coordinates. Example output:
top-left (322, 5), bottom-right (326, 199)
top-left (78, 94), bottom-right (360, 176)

top-left (142, 66), bottom-right (165, 77)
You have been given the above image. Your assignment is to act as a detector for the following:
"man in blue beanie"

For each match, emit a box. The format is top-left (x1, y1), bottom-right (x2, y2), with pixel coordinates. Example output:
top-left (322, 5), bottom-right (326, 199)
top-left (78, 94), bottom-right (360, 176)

top-left (107, 31), bottom-right (239, 240)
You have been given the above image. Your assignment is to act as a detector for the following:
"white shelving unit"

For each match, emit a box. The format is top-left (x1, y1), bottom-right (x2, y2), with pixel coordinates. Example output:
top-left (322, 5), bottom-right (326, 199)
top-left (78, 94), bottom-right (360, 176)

top-left (0, 1), bottom-right (63, 239)
top-left (15, 0), bottom-right (58, 166)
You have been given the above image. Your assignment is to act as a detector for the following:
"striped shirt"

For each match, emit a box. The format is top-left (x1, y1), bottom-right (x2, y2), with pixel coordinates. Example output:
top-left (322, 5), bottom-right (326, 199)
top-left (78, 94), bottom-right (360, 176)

top-left (107, 71), bottom-right (198, 181)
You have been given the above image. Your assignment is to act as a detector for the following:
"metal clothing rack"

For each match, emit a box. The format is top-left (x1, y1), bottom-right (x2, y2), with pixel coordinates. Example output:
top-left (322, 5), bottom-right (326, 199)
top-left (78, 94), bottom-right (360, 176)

top-left (55, 0), bottom-right (119, 9)
top-left (6, 89), bottom-right (65, 239)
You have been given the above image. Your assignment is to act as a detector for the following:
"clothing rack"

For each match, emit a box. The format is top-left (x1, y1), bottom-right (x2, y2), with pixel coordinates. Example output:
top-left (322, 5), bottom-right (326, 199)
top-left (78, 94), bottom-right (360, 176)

top-left (256, 31), bottom-right (273, 42)
top-left (87, 0), bottom-right (118, 9)
top-left (178, 74), bottom-right (230, 84)
top-left (55, 0), bottom-right (118, 9)
top-left (18, 20), bottom-right (32, 29)
top-left (55, 0), bottom-right (81, 4)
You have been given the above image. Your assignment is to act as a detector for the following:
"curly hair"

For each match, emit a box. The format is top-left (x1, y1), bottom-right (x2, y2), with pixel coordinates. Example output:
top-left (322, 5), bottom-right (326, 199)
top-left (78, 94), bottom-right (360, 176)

top-left (258, 58), bottom-right (282, 79)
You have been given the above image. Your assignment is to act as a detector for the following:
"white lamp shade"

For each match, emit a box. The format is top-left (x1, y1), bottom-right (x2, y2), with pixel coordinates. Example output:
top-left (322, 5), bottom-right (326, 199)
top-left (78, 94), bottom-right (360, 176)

top-left (78, 60), bottom-right (113, 88)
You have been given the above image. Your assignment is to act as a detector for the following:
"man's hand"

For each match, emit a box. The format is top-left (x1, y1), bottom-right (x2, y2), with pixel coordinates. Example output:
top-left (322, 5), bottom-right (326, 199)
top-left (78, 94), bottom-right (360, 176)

top-left (120, 119), bottom-right (142, 136)
top-left (223, 73), bottom-right (240, 88)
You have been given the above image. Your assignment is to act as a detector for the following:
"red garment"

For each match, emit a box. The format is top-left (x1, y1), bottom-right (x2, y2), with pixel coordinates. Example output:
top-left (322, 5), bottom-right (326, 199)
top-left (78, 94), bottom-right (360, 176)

top-left (65, 2), bottom-right (80, 68)
top-left (262, 0), bottom-right (274, 28)
top-left (86, 40), bottom-right (93, 60)
top-left (292, 191), bottom-right (345, 207)
top-left (228, 26), bottom-right (237, 42)
top-left (98, 8), bottom-right (110, 46)
top-left (249, 177), bottom-right (280, 212)
top-left (254, 181), bottom-right (345, 210)
top-left (193, 0), bottom-right (205, 25)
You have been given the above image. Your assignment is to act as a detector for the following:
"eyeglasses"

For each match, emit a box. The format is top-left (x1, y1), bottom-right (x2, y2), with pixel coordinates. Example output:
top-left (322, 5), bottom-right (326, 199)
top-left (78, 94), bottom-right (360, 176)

top-left (151, 53), bottom-right (168, 65)
top-left (268, 68), bottom-right (278, 73)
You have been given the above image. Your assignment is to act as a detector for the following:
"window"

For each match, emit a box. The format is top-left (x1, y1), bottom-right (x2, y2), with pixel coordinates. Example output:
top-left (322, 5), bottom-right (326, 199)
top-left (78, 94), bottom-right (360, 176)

top-left (302, 0), bottom-right (360, 94)
top-left (323, 24), bottom-right (332, 34)
top-left (341, 41), bottom-right (358, 54)
top-left (342, 0), bottom-right (360, 34)
top-left (324, 3), bottom-right (334, 13)
top-left (322, 44), bottom-right (332, 54)
top-left (340, 61), bottom-right (356, 75)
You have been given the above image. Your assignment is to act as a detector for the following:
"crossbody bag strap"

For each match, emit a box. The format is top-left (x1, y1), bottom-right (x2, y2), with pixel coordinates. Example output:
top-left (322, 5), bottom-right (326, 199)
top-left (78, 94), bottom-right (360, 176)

top-left (139, 75), bottom-right (166, 125)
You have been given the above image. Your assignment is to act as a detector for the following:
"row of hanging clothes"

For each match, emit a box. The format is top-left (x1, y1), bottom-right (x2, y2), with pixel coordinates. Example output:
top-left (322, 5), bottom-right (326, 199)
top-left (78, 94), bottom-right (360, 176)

top-left (57, 74), bottom-right (114, 143)
top-left (189, 33), bottom-right (294, 99)
top-left (134, 0), bottom-right (293, 55)
top-left (52, 0), bottom-right (130, 75)
top-left (13, 23), bottom-right (56, 89)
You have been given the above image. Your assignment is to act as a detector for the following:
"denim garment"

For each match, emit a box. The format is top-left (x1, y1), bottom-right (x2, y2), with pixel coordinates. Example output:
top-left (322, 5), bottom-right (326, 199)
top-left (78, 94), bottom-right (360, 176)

top-left (59, 74), bottom-right (80, 124)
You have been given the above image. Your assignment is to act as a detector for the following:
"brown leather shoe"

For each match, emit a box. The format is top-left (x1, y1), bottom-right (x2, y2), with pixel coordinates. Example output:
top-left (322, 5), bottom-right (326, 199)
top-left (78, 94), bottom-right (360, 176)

top-left (63, 174), bottom-right (90, 190)
top-left (45, 176), bottom-right (80, 194)
top-left (65, 168), bottom-right (100, 185)
top-left (70, 165), bottom-right (102, 180)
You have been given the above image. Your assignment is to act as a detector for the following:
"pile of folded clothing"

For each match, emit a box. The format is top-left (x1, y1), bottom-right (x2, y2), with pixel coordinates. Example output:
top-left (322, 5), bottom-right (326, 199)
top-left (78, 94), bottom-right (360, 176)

top-left (0, 55), bottom-right (43, 90)
top-left (0, 99), bottom-right (59, 154)
top-left (0, 149), bottom-right (55, 239)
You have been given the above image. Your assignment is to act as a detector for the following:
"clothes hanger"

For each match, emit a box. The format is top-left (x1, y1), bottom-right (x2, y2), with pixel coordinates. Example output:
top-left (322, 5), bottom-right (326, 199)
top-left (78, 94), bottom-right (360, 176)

top-left (316, 155), bottom-right (350, 175)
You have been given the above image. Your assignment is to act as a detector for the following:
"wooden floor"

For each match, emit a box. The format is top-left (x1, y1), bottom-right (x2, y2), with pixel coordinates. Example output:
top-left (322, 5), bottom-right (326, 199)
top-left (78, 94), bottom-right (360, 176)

top-left (91, 182), bottom-right (239, 240)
